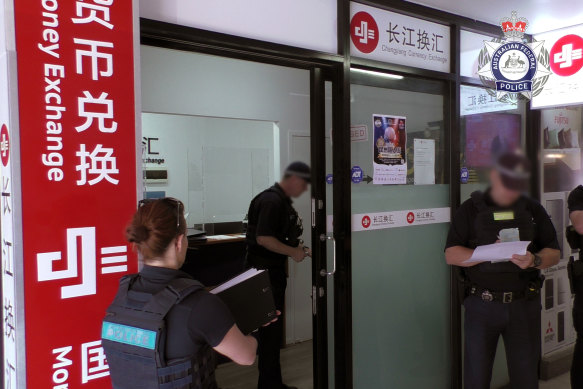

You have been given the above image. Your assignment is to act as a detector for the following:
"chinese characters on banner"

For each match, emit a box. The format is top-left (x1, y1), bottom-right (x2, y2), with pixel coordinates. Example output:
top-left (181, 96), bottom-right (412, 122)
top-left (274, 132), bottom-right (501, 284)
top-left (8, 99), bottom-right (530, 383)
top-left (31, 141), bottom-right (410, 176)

top-left (350, 2), bottom-right (451, 73)
top-left (372, 114), bottom-right (407, 184)
top-left (12, 0), bottom-right (138, 387)
top-left (460, 85), bottom-right (518, 116)
top-left (532, 25), bottom-right (583, 108)
top-left (1, 2), bottom-right (19, 386)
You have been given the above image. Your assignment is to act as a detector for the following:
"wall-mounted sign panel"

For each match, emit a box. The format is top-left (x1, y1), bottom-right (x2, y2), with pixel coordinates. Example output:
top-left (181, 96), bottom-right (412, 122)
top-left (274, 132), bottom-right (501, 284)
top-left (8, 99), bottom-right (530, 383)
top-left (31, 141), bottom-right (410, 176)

top-left (460, 85), bottom-right (518, 116)
top-left (350, 2), bottom-right (451, 73)
top-left (532, 24), bottom-right (583, 108)
top-left (139, 0), bottom-right (338, 54)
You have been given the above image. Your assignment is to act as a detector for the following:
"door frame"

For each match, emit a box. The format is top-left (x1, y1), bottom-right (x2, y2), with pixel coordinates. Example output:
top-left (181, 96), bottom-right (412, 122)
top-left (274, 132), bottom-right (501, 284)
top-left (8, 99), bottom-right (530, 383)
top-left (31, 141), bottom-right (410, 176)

top-left (140, 18), bottom-right (348, 389)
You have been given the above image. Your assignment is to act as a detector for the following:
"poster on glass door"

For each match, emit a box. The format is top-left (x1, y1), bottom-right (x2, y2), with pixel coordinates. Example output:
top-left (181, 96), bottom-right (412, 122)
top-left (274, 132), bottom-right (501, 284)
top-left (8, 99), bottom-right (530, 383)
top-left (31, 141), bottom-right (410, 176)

top-left (372, 114), bottom-right (407, 184)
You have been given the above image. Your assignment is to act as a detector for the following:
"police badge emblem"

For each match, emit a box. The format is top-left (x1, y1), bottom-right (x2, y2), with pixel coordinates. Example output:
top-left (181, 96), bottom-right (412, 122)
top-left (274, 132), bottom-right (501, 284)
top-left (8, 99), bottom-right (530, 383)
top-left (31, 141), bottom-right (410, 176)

top-left (478, 11), bottom-right (551, 102)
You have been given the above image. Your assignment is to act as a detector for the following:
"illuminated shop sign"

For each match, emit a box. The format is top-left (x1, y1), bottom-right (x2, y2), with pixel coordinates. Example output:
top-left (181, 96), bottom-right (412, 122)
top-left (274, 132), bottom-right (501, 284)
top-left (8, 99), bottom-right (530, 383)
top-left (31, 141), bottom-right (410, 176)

top-left (349, 2), bottom-right (451, 73)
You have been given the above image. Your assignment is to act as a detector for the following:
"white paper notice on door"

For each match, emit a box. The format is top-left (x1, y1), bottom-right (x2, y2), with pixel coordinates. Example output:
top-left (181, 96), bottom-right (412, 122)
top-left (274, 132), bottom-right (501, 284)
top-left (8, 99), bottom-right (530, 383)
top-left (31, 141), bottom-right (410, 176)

top-left (414, 138), bottom-right (435, 185)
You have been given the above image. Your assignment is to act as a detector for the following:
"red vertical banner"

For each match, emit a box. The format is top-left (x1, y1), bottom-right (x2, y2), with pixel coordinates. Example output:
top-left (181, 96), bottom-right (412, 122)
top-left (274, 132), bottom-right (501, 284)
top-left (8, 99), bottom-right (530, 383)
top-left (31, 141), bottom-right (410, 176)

top-left (13, 0), bottom-right (138, 387)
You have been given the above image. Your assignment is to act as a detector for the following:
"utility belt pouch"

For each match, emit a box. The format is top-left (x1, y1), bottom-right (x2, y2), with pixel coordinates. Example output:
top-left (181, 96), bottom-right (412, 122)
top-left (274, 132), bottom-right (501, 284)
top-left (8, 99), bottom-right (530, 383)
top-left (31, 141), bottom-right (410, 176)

top-left (455, 267), bottom-right (470, 303)
top-left (567, 225), bottom-right (582, 250)
top-left (568, 256), bottom-right (583, 295)
top-left (526, 274), bottom-right (545, 300)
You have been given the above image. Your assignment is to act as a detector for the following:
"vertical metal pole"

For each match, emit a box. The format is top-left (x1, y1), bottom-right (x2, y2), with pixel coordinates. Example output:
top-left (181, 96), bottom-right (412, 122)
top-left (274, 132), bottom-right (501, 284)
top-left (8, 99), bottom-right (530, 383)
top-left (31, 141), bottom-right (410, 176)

top-left (334, 0), bottom-right (353, 388)
top-left (310, 67), bottom-right (328, 389)
top-left (449, 22), bottom-right (463, 389)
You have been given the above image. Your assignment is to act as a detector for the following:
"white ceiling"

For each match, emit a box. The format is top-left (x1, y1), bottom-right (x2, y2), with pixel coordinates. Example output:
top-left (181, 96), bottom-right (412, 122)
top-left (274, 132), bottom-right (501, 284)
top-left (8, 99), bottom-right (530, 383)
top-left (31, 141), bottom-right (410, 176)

top-left (406, 0), bottom-right (583, 34)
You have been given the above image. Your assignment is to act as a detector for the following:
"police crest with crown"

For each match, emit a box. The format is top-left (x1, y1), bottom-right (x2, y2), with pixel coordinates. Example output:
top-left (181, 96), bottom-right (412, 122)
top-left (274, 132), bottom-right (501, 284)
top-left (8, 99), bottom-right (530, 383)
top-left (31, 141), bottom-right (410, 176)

top-left (478, 11), bottom-right (551, 101)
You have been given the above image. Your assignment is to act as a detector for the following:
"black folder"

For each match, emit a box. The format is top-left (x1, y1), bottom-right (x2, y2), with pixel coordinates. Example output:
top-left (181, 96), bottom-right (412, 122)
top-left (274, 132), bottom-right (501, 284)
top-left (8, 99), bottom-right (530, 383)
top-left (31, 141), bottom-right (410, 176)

top-left (210, 269), bottom-right (277, 334)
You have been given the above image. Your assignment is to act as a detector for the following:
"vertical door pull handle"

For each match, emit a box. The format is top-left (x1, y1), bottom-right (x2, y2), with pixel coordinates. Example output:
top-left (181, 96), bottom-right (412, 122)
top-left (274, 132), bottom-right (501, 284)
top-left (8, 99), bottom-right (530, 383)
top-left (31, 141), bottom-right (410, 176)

top-left (319, 234), bottom-right (336, 277)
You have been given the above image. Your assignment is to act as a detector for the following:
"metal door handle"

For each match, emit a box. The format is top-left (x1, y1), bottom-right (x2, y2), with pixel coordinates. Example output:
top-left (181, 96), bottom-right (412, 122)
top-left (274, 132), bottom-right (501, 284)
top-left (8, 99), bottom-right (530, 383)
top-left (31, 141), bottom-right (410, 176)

top-left (319, 234), bottom-right (336, 277)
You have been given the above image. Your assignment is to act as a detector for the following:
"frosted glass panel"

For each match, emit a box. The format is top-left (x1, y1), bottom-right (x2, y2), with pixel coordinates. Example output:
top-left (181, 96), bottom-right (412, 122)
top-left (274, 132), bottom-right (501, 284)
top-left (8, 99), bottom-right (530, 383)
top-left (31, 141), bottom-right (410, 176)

top-left (141, 113), bottom-right (276, 225)
top-left (350, 82), bottom-right (450, 388)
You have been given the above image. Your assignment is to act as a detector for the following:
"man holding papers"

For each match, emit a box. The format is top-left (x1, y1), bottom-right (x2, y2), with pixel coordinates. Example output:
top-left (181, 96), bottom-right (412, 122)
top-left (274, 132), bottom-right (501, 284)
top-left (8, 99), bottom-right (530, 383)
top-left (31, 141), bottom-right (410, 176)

top-left (445, 151), bottom-right (560, 389)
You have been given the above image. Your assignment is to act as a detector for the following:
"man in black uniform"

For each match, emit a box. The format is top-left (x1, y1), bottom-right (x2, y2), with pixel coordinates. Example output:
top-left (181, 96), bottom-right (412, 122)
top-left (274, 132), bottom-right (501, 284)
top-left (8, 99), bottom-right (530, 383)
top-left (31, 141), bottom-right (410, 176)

top-left (445, 151), bottom-right (560, 389)
top-left (568, 186), bottom-right (583, 388)
top-left (246, 161), bottom-right (312, 389)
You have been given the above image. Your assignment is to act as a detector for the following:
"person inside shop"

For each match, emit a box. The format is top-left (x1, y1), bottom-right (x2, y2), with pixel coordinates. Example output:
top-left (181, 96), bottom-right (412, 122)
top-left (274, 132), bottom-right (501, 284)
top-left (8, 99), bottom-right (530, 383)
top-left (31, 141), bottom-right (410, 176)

top-left (102, 198), bottom-right (265, 389)
top-left (245, 161), bottom-right (312, 389)
top-left (444, 150), bottom-right (560, 389)
top-left (568, 185), bottom-right (583, 388)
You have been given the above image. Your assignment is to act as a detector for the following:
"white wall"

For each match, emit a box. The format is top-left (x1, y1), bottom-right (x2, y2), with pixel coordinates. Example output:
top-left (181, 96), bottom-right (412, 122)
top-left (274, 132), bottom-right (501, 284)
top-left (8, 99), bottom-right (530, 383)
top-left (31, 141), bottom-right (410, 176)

top-left (139, 0), bottom-right (337, 54)
top-left (142, 113), bottom-right (276, 226)
top-left (140, 45), bottom-right (313, 344)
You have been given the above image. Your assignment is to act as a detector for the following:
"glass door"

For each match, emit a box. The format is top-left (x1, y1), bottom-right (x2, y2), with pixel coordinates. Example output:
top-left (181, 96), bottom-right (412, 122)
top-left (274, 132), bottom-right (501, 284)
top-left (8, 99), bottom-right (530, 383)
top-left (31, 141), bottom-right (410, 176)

top-left (349, 70), bottom-right (451, 388)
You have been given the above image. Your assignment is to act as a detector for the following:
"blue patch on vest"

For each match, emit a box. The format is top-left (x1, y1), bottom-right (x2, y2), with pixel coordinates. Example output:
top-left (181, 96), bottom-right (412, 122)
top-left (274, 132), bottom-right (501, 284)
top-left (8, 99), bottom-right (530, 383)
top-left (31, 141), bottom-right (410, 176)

top-left (102, 321), bottom-right (157, 350)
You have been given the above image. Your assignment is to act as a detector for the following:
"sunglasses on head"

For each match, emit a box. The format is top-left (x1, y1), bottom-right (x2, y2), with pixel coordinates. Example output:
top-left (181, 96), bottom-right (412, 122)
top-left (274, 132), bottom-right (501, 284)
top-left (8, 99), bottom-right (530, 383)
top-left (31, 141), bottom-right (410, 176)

top-left (138, 197), bottom-right (184, 233)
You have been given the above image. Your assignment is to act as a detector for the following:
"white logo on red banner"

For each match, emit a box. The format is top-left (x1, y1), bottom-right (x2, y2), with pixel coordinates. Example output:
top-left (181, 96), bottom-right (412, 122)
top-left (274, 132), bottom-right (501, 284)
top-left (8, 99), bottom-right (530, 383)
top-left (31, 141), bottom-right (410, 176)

top-left (350, 11), bottom-right (379, 53)
top-left (550, 34), bottom-right (583, 77)
top-left (361, 215), bottom-right (371, 229)
top-left (406, 212), bottom-right (415, 224)
top-left (37, 227), bottom-right (128, 299)
top-left (0, 124), bottom-right (9, 168)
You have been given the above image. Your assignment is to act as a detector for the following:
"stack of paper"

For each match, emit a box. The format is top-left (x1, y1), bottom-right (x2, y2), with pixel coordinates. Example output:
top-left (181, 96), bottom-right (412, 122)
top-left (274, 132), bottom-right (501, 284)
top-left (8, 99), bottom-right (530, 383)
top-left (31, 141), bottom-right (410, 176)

top-left (464, 241), bottom-right (530, 264)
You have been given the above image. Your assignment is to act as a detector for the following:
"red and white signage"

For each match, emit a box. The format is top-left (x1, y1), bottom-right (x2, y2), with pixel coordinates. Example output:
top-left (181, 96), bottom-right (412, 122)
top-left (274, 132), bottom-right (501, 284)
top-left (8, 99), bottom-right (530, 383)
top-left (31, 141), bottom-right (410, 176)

top-left (549, 34), bottom-right (583, 77)
top-left (5, 0), bottom-right (140, 387)
top-left (352, 207), bottom-right (450, 232)
top-left (1, 2), bottom-right (19, 387)
top-left (328, 207), bottom-right (450, 233)
top-left (350, 2), bottom-right (451, 73)
top-left (533, 24), bottom-right (583, 108)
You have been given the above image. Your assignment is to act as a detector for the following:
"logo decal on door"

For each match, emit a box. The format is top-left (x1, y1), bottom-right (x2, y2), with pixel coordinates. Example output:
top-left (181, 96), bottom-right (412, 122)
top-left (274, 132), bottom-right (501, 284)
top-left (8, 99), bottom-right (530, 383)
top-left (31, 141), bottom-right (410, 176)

top-left (361, 215), bottom-right (371, 229)
top-left (406, 212), bottom-right (415, 224)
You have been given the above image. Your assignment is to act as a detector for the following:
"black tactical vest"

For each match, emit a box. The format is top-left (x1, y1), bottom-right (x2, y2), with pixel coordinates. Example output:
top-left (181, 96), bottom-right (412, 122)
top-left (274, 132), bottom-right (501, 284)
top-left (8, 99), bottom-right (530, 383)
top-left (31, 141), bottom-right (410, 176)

top-left (246, 185), bottom-right (303, 268)
top-left (102, 275), bottom-right (218, 389)
top-left (464, 191), bottom-right (539, 290)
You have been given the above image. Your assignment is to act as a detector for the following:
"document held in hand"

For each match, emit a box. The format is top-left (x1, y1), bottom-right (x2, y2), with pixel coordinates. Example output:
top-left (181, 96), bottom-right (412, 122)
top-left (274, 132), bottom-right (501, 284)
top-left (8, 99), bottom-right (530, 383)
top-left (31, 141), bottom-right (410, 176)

top-left (464, 241), bottom-right (531, 264)
top-left (210, 269), bottom-right (277, 334)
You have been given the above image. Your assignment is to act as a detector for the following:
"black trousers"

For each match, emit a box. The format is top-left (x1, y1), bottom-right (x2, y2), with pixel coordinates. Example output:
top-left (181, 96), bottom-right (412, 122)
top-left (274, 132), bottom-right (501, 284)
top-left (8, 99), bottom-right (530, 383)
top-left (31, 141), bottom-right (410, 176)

top-left (256, 266), bottom-right (287, 389)
top-left (464, 295), bottom-right (541, 389)
top-left (572, 295), bottom-right (583, 388)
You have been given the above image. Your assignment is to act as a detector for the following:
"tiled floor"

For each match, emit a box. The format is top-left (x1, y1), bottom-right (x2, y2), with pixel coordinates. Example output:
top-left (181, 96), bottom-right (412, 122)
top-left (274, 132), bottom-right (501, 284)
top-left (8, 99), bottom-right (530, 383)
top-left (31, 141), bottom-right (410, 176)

top-left (217, 340), bottom-right (572, 389)
top-left (540, 372), bottom-right (570, 389)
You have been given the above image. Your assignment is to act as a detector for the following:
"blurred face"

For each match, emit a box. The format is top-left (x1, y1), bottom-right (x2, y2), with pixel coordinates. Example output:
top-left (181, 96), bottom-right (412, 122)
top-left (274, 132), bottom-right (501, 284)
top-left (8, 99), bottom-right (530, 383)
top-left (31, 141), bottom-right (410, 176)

top-left (490, 170), bottom-right (521, 207)
top-left (287, 175), bottom-right (309, 198)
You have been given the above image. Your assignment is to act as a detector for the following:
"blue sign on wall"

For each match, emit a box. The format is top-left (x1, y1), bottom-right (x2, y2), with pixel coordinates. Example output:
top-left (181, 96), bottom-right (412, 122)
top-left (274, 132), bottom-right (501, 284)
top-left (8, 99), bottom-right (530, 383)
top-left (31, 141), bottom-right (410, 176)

top-left (461, 167), bottom-right (469, 184)
top-left (351, 166), bottom-right (363, 184)
top-left (326, 174), bottom-right (334, 184)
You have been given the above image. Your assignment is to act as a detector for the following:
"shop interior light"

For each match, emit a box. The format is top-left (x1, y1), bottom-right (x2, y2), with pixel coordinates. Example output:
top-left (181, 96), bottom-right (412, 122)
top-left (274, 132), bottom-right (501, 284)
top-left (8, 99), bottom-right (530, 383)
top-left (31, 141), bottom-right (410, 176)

top-left (350, 68), bottom-right (404, 79)
top-left (350, 68), bottom-right (404, 80)
top-left (545, 153), bottom-right (565, 159)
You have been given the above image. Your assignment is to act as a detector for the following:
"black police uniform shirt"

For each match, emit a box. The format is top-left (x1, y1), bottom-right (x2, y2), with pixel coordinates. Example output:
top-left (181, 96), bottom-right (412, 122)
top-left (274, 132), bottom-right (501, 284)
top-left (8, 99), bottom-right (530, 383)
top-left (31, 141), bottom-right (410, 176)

top-left (569, 186), bottom-right (583, 214)
top-left (131, 265), bottom-right (235, 360)
top-left (246, 183), bottom-right (292, 264)
top-left (445, 190), bottom-right (559, 292)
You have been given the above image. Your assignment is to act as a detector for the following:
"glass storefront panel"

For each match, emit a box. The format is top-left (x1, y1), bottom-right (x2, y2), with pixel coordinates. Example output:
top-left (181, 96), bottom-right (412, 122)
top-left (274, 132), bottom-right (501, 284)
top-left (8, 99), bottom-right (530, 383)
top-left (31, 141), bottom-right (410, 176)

top-left (350, 76), bottom-right (451, 388)
top-left (539, 105), bottom-right (582, 364)
top-left (460, 85), bottom-right (527, 201)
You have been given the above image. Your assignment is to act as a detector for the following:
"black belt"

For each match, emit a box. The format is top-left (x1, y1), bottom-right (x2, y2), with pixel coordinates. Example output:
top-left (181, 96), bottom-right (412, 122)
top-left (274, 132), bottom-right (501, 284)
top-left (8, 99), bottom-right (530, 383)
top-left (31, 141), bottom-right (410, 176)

top-left (469, 285), bottom-right (526, 303)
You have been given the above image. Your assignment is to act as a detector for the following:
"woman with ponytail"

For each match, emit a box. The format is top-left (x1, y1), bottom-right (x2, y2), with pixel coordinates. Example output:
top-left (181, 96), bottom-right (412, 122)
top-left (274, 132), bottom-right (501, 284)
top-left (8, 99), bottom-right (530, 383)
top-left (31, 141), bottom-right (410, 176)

top-left (102, 198), bottom-right (258, 389)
